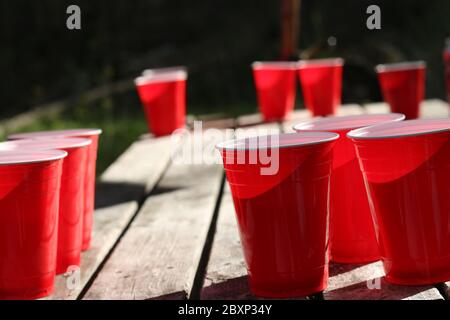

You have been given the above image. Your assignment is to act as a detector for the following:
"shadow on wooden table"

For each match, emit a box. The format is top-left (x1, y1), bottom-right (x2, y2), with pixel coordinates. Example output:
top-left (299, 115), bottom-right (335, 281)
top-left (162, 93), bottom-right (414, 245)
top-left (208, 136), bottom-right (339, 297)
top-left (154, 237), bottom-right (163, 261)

top-left (201, 275), bottom-right (312, 300)
top-left (95, 181), bottom-right (186, 209)
top-left (95, 181), bottom-right (147, 209)
top-left (324, 277), bottom-right (443, 300)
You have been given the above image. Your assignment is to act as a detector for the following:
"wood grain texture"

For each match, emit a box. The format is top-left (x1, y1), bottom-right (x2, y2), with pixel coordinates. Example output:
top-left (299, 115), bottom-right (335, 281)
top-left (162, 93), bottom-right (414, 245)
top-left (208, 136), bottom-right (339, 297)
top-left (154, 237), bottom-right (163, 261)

top-left (335, 104), bottom-right (365, 116)
top-left (364, 99), bottom-right (450, 118)
top-left (236, 113), bottom-right (264, 127)
top-left (47, 136), bottom-right (173, 300)
top-left (201, 184), bottom-right (249, 299)
top-left (100, 136), bottom-right (173, 193)
top-left (324, 261), bottom-right (444, 300)
top-left (201, 118), bottom-right (237, 129)
top-left (83, 136), bottom-right (224, 299)
top-left (281, 109), bottom-right (310, 133)
top-left (420, 99), bottom-right (450, 118)
top-left (234, 122), bottom-right (281, 140)
top-left (281, 104), bottom-right (365, 133)
top-left (364, 102), bottom-right (390, 114)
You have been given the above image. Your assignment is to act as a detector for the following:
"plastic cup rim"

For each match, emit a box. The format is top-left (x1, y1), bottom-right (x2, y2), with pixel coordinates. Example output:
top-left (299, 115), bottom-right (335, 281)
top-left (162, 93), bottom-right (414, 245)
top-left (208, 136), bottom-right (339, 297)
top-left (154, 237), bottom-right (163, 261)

top-left (293, 113), bottom-right (406, 132)
top-left (142, 66), bottom-right (187, 76)
top-left (0, 149), bottom-right (68, 165)
top-left (251, 61), bottom-right (298, 70)
top-left (8, 128), bottom-right (102, 140)
top-left (297, 58), bottom-right (344, 69)
top-left (0, 137), bottom-right (92, 151)
top-left (216, 132), bottom-right (339, 151)
top-left (347, 118), bottom-right (450, 140)
top-left (135, 69), bottom-right (188, 85)
top-left (375, 60), bottom-right (426, 73)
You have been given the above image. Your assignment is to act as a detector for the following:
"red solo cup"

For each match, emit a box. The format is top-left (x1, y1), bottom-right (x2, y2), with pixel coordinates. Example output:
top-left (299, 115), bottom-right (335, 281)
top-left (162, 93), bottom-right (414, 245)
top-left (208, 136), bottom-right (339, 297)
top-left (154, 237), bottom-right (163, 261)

top-left (444, 39), bottom-right (450, 103)
top-left (348, 119), bottom-right (450, 285)
top-left (294, 114), bottom-right (405, 264)
top-left (0, 138), bottom-right (92, 275)
top-left (8, 129), bottom-right (102, 251)
top-left (252, 62), bottom-right (297, 122)
top-left (216, 132), bottom-right (339, 297)
top-left (376, 61), bottom-right (426, 119)
top-left (135, 67), bottom-right (187, 136)
top-left (297, 58), bottom-right (344, 116)
top-left (0, 150), bottom-right (67, 299)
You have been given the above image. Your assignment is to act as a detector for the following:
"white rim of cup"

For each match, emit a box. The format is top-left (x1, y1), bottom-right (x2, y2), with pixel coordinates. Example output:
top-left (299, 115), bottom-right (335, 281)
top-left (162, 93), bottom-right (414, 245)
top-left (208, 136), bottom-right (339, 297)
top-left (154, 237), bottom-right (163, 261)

top-left (347, 119), bottom-right (450, 140)
top-left (0, 138), bottom-right (92, 152)
top-left (297, 58), bottom-right (344, 69)
top-left (251, 61), bottom-right (299, 70)
top-left (293, 113), bottom-right (405, 132)
top-left (216, 132), bottom-right (339, 151)
top-left (8, 128), bottom-right (102, 140)
top-left (0, 149), bottom-right (68, 165)
top-left (142, 66), bottom-right (187, 76)
top-left (135, 68), bottom-right (188, 85)
top-left (375, 61), bottom-right (426, 73)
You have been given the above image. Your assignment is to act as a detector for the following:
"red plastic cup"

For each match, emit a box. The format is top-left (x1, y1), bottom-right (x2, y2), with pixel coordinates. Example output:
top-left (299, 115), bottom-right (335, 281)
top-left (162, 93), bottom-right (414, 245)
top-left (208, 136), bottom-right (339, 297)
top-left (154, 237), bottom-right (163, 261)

top-left (252, 62), bottom-right (297, 121)
top-left (0, 138), bottom-right (92, 275)
top-left (444, 39), bottom-right (450, 103)
top-left (8, 129), bottom-right (102, 251)
top-left (376, 61), bottom-right (426, 119)
top-left (294, 114), bottom-right (405, 264)
top-left (135, 67), bottom-right (187, 136)
top-left (0, 150), bottom-right (67, 299)
top-left (297, 58), bottom-right (344, 116)
top-left (216, 132), bottom-right (339, 297)
top-left (348, 119), bottom-right (450, 285)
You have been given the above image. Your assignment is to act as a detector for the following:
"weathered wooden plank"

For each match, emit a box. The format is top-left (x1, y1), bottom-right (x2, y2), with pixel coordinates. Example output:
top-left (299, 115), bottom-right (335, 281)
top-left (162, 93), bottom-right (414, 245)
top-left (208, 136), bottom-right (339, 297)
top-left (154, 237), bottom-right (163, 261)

top-left (201, 118), bottom-right (237, 129)
top-left (201, 184), bottom-right (251, 299)
top-left (47, 136), bottom-right (173, 300)
top-left (83, 134), bottom-right (224, 300)
top-left (364, 99), bottom-right (450, 118)
top-left (236, 113), bottom-right (264, 127)
top-left (233, 122), bottom-right (281, 139)
top-left (420, 99), bottom-right (449, 118)
top-left (364, 102), bottom-right (390, 114)
top-left (336, 104), bottom-right (365, 116)
top-left (324, 261), bottom-right (444, 300)
top-left (281, 109), bottom-right (310, 133)
top-left (281, 104), bottom-right (364, 133)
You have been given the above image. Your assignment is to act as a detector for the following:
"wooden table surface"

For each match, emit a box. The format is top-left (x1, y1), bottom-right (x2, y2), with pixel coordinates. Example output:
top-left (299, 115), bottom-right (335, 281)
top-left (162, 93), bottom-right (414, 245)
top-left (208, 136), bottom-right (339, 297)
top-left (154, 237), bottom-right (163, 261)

top-left (45, 100), bottom-right (450, 300)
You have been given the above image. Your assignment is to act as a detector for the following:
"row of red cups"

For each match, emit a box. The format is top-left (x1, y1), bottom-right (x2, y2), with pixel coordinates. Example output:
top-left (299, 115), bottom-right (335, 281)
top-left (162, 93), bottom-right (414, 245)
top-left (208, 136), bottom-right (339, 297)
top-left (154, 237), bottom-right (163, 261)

top-left (0, 129), bottom-right (101, 300)
top-left (216, 114), bottom-right (450, 298)
top-left (253, 59), bottom-right (427, 121)
top-left (133, 40), bottom-right (448, 139)
top-left (132, 59), bottom-right (432, 138)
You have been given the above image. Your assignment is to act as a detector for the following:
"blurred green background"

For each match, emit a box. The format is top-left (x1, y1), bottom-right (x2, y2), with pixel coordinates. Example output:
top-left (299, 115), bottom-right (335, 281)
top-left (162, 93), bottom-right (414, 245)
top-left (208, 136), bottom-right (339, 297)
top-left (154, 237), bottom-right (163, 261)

top-left (0, 0), bottom-right (449, 174)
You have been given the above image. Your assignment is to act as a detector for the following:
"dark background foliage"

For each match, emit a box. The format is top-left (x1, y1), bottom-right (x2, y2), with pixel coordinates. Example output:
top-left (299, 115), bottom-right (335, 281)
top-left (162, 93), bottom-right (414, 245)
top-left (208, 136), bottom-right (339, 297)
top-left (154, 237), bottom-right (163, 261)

top-left (1, 0), bottom-right (449, 116)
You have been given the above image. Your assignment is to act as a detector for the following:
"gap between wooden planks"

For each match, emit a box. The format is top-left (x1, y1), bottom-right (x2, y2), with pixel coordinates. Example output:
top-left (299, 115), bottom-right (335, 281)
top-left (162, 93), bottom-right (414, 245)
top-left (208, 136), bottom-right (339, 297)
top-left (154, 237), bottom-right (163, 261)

top-left (45, 136), bottom-right (173, 300)
top-left (82, 129), bottom-right (228, 299)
